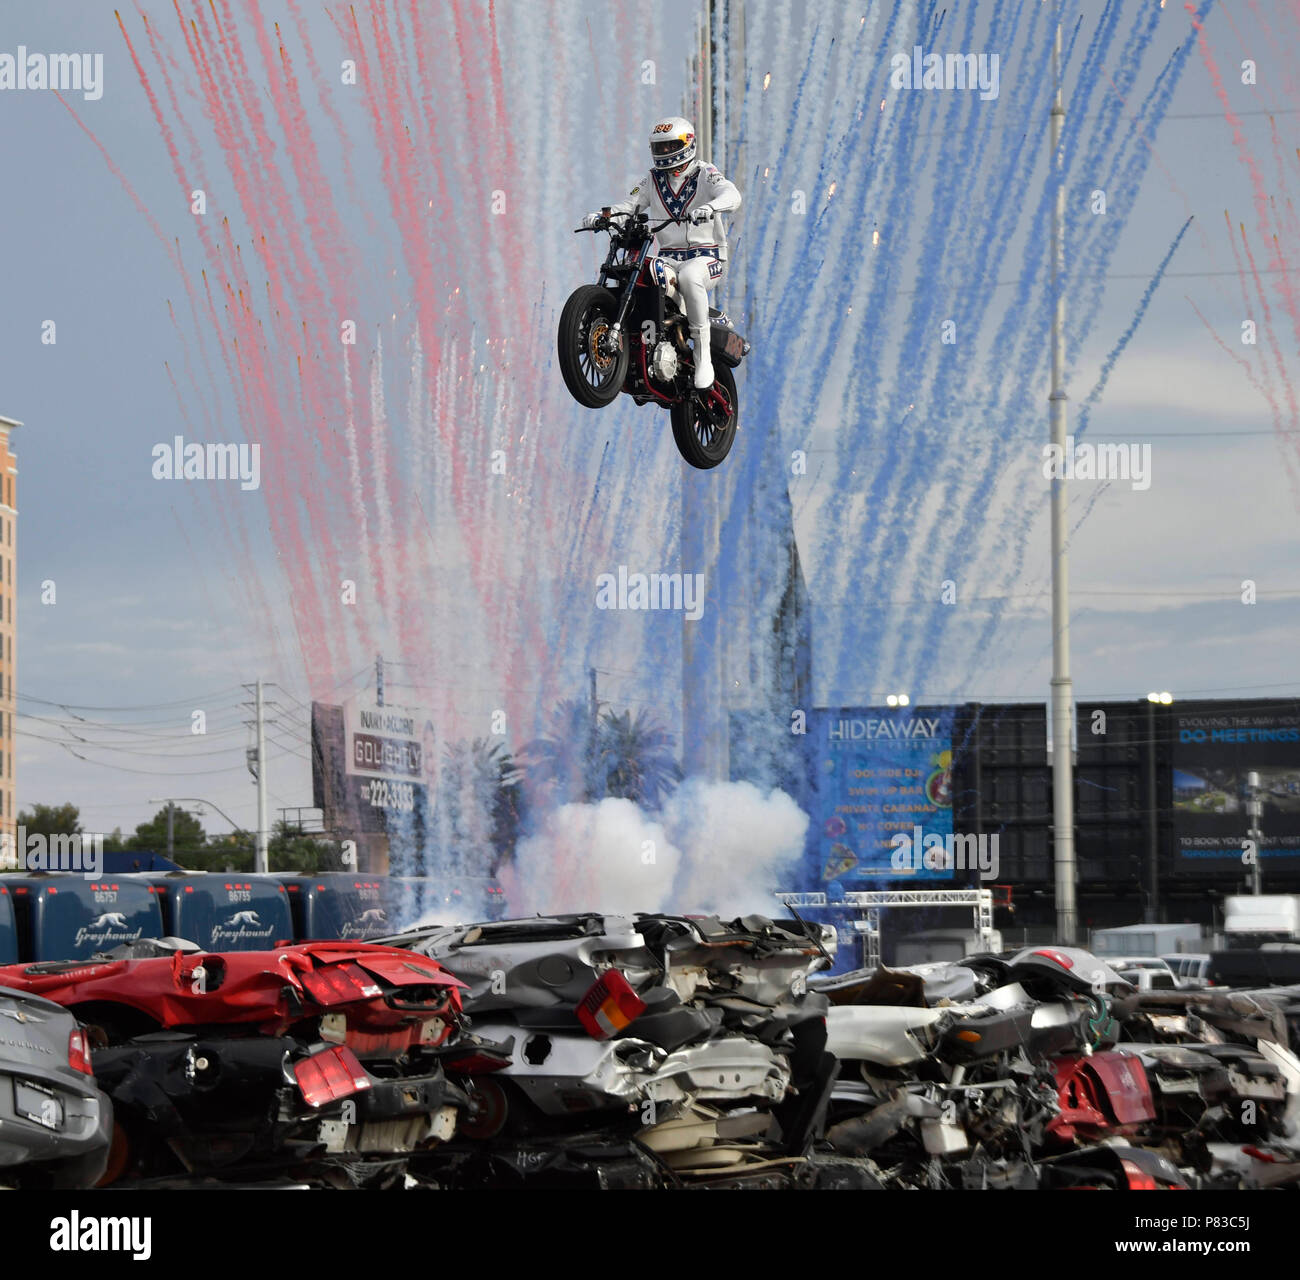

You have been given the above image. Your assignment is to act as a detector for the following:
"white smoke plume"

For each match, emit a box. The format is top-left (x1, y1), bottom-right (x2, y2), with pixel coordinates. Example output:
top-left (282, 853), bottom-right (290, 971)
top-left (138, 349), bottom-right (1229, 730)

top-left (663, 780), bottom-right (809, 916)
top-left (502, 780), bottom-right (808, 918)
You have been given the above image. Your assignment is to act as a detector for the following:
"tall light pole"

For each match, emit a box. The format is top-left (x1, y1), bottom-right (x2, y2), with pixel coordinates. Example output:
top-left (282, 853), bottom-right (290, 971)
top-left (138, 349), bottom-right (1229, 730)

top-left (1049, 12), bottom-right (1077, 944)
top-left (1144, 691), bottom-right (1172, 922)
top-left (1246, 770), bottom-right (1264, 895)
top-left (681, 3), bottom-right (726, 783)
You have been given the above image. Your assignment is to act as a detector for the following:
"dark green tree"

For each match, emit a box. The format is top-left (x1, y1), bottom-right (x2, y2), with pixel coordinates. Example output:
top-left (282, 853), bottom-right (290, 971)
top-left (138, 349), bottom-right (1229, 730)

top-left (129, 806), bottom-right (206, 853)
top-left (16, 802), bottom-right (81, 837)
top-left (268, 820), bottom-right (351, 874)
top-left (179, 828), bottom-right (252, 872)
top-left (599, 707), bottom-right (682, 808)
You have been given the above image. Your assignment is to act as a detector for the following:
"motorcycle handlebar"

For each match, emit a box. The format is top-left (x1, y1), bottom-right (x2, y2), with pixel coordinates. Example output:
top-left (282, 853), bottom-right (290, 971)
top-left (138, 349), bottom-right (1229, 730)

top-left (574, 213), bottom-right (683, 234)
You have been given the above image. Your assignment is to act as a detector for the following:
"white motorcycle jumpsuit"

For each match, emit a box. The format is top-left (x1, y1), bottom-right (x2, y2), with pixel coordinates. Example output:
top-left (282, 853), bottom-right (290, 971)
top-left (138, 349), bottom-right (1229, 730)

top-left (604, 160), bottom-right (742, 387)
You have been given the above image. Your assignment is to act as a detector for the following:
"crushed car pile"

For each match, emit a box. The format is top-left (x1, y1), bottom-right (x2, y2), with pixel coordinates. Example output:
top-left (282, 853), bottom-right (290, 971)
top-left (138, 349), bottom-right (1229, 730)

top-left (0, 938), bottom-right (477, 1187)
top-left (815, 944), bottom-right (1300, 1189)
top-left (4, 916), bottom-right (1300, 1189)
top-left (391, 912), bottom-right (857, 1188)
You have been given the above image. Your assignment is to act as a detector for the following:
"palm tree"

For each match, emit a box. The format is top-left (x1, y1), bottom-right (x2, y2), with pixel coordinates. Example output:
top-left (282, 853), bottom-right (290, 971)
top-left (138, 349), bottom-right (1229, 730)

top-left (522, 698), bottom-right (602, 805)
top-left (438, 738), bottom-right (526, 875)
top-left (525, 699), bottom-right (683, 810)
top-left (598, 707), bottom-right (683, 809)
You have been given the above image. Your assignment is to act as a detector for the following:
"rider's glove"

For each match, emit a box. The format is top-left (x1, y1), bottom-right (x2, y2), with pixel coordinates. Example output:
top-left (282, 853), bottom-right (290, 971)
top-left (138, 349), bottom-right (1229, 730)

top-left (688, 204), bottom-right (715, 226)
top-left (581, 211), bottom-right (604, 229)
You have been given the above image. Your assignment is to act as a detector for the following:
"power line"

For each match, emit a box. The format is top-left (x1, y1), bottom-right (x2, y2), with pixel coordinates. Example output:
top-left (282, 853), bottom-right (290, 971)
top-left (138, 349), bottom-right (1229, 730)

top-left (17, 686), bottom-right (245, 713)
top-left (19, 730), bottom-right (254, 760)
top-left (49, 746), bottom-right (261, 777)
top-left (18, 713), bottom-right (254, 742)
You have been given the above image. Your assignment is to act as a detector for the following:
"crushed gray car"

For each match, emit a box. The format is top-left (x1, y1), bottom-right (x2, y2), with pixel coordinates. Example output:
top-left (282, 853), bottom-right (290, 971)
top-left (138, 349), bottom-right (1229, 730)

top-left (0, 985), bottom-right (113, 1188)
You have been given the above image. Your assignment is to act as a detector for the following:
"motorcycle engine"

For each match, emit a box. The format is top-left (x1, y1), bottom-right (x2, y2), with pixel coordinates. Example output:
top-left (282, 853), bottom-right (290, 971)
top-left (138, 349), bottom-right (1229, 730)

top-left (650, 339), bottom-right (679, 384)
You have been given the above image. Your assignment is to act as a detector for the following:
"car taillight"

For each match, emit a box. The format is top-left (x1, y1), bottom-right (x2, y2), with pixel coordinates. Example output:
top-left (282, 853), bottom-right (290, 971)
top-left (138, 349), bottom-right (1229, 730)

top-left (68, 1029), bottom-right (93, 1075)
top-left (1120, 1158), bottom-right (1161, 1190)
top-left (301, 962), bottom-right (383, 1006)
top-left (293, 1045), bottom-right (372, 1107)
top-left (576, 970), bottom-right (646, 1039)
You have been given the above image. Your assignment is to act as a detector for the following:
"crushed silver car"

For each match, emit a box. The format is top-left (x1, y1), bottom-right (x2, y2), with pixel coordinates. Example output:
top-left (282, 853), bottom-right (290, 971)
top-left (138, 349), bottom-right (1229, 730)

top-left (0, 985), bottom-right (113, 1188)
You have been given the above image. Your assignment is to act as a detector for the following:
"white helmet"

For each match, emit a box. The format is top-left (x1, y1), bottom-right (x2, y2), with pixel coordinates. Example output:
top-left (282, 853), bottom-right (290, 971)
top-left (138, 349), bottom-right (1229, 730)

top-left (649, 116), bottom-right (697, 173)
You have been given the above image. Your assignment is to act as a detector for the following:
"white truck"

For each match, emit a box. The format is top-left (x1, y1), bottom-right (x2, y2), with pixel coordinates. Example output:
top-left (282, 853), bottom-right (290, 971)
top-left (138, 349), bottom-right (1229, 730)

top-left (1222, 894), bottom-right (1300, 945)
top-left (1089, 922), bottom-right (1204, 959)
top-left (1210, 895), bottom-right (1300, 986)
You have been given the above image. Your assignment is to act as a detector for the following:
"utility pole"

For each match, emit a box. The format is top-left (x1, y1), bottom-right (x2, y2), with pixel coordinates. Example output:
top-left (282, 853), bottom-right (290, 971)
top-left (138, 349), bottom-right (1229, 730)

top-left (254, 678), bottom-right (269, 874)
top-left (166, 801), bottom-right (174, 858)
top-left (1049, 12), bottom-right (1077, 944)
top-left (1145, 698), bottom-right (1158, 923)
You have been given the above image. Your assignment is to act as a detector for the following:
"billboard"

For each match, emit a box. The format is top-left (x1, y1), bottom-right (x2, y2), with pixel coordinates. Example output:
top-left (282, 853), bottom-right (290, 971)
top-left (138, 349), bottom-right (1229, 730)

top-left (313, 697), bottom-right (438, 840)
top-left (1172, 700), bottom-right (1300, 869)
top-left (344, 698), bottom-right (438, 834)
top-left (808, 706), bottom-right (957, 889)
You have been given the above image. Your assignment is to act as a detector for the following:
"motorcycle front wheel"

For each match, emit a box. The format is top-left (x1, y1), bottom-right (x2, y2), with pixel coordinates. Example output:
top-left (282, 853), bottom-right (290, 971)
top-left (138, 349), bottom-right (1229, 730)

top-left (557, 285), bottom-right (628, 408)
top-left (671, 362), bottom-right (738, 470)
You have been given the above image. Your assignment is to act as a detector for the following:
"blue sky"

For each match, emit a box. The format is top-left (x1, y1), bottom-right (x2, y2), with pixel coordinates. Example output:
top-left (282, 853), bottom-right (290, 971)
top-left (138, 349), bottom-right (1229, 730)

top-left (2, 1), bottom-right (1297, 841)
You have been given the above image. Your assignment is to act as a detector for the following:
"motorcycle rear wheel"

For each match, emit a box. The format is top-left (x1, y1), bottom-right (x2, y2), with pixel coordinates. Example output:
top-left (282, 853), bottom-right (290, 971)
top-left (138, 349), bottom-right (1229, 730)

top-left (671, 362), bottom-right (738, 469)
top-left (557, 285), bottom-right (628, 408)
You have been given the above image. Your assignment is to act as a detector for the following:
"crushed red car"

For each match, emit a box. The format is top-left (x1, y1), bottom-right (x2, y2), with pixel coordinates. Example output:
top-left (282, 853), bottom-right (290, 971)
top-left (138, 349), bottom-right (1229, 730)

top-left (1047, 1050), bottom-right (1156, 1144)
top-left (0, 939), bottom-right (480, 1186)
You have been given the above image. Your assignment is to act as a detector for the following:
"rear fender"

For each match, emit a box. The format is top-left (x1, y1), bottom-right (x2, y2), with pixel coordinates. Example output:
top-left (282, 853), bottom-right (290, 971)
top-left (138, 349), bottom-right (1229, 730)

top-left (710, 322), bottom-right (748, 367)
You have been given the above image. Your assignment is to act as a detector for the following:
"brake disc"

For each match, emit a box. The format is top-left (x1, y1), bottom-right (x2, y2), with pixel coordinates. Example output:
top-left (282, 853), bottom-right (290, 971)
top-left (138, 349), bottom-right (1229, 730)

top-left (588, 320), bottom-right (614, 371)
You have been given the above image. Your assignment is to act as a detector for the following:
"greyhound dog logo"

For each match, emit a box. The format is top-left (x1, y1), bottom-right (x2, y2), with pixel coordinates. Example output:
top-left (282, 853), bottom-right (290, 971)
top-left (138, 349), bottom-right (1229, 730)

top-left (223, 910), bottom-right (262, 928)
top-left (91, 911), bottom-right (128, 929)
top-left (358, 907), bottom-right (388, 926)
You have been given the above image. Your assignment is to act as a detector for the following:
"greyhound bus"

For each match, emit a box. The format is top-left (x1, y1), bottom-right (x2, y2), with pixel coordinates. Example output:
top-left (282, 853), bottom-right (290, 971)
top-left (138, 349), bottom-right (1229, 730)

top-left (133, 872), bottom-right (293, 951)
top-left (277, 874), bottom-right (408, 941)
top-left (0, 873), bottom-right (164, 961)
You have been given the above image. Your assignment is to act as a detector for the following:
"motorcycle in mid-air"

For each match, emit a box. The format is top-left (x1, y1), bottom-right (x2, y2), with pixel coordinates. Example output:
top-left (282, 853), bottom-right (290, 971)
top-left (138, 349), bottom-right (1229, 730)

top-left (558, 210), bottom-right (749, 470)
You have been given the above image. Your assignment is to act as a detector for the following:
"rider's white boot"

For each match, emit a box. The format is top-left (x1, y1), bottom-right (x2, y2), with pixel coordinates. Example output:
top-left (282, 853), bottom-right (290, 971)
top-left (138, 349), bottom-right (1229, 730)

top-left (691, 326), bottom-right (714, 390)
